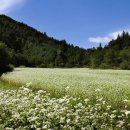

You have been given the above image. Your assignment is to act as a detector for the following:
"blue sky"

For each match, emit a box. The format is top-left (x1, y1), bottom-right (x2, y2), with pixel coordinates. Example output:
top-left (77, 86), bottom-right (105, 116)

top-left (1, 0), bottom-right (130, 48)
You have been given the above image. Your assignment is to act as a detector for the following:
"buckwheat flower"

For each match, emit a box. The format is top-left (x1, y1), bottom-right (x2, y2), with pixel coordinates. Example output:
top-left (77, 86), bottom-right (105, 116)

top-left (60, 117), bottom-right (65, 123)
top-left (13, 113), bottom-right (20, 119)
top-left (34, 96), bottom-right (40, 101)
top-left (95, 89), bottom-right (101, 92)
top-left (65, 86), bottom-right (70, 91)
top-left (77, 103), bottom-right (83, 107)
top-left (101, 125), bottom-right (106, 128)
top-left (31, 125), bottom-right (37, 128)
top-left (103, 113), bottom-right (108, 116)
top-left (41, 108), bottom-right (47, 112)
top-left (118, 115), bottom-right (122, 118)
top-left (59, 98), bottom-right (65, 103)
top-left (118, 121), bottom-right (124, 126)
top-left (73, 98), bottom-right (77, 101)
top-left (107, 105), bottom-right (111, 108)
top-left (102, 101), bottom-right (105, 104)
top-left (66, 119), bottom-right (70, 123)
top-left (112, 110), bottom-right (117, 113)
top-left (48, 113), bottom-right (54, 118)
top-left (4, 128), bottom-right (13, 130)
top-left (23, 97), bottom-right (28, 101)
top-left (49, 99), bottom-right (55, 103)
top-left (96, 104), bottom-right (100, 106)
top-left (84, 98), bottom-right (89, 102)
top-left (12, 99), bottom-right (19, 103)
top-left (26, 82), bottom-right (32, 87)
top-left (81, 127), bottom-right (86, 130)
top-left (38, 90), bottom-right (46, 94)
top-left (35, 108), bottom-right (38, 111)
top-left (36, 128), bottom-right (41, 130)
top-left (98, 98), bottom-right (103, 101)
top-left (110, 114), bottom-right (116, 119)
top-left (29, 108), bottom-right (35, 113)
top-left (125, 110), bottom-right (130, 116)
top-left (23, 87), bottom-right (30, 91)
top-left (76, 109), bottom-right (81, 113)
top-left (30, 116), bottom-right (39, 122)
top-left (42, 125), bottom-right (47, 129)
top-left (123, 99), bottom-right (129, 103)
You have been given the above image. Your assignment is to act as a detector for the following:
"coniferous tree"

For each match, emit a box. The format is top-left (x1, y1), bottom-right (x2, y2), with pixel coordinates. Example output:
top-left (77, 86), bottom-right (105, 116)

top-left (0, 42), bottom-right (13, 76)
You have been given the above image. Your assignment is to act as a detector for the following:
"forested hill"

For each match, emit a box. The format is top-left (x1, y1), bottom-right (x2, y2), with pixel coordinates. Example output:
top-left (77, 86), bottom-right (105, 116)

top-left (0, 15), bottom-right (130, 69)
top-left (90, 31), bottom-right (130, 69)
top-left (0, 15), bottom-right (88, 67)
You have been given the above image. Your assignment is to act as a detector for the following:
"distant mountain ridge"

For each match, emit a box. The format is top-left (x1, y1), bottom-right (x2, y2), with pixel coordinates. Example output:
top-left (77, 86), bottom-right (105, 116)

top-left (0, 15), bottom-right (130, 69)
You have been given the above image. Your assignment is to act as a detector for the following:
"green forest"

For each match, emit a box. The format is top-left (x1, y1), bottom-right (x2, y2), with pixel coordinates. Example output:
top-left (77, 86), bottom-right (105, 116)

top-left (0, 15), bottom-right (130, 69)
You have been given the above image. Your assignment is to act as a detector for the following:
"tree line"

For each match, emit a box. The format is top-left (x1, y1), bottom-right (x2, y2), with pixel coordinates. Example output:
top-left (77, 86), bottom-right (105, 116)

top-left (90, 32), bottom-right (130, 70)
top-left (0, 15), bottom-right (130, 74)
top-left (0, 15), bottom-right (88, 68)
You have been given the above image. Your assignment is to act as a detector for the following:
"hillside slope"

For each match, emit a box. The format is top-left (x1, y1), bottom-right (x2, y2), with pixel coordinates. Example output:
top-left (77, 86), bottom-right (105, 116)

top-left (90, 32), bottom-right (130, 69)
top-left (0, 15), bottom-right (87, 67)
top-left (0, 15), bottom-right (130, 69)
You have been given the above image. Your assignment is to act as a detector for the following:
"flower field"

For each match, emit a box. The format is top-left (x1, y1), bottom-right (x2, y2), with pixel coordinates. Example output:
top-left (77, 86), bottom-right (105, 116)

top-left (1, 68), bottom-right (130, 129)
top-left (2, 68), bottom-right (130, 105)
top-left (1, 84), bottom-right (130, 130)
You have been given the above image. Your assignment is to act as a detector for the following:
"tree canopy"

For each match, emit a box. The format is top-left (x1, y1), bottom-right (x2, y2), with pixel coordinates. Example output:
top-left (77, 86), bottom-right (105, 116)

top-left (0, 15), bottom-right (87, 68)
top-left (0, 15), bottom-right (130, 70)
top-left (0, 42), bottom-right (13, 76)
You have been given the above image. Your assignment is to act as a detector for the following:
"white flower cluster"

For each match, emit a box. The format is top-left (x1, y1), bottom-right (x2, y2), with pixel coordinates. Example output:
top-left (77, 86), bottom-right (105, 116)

top-left (0, 85), bottom-right (130, 129)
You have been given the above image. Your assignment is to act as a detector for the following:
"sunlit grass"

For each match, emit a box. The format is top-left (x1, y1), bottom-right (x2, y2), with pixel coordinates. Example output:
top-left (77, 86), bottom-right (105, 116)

top-left (2, 68), bottom-right (130, 106)
top-left (1, 68), bottom-right (130, 129)
top-left (0, 78), bottom-right (18, 90)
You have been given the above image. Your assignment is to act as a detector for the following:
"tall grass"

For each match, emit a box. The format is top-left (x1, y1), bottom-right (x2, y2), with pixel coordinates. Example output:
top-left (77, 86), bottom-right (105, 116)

top-left (1, 68), bottom-right (130, 129)
top-left (2, 68), bottom-right (130, 106)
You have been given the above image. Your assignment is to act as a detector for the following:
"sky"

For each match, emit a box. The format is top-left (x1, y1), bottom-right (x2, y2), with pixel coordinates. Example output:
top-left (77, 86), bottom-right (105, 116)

top-left (0, 0), bottom-right (130, 49)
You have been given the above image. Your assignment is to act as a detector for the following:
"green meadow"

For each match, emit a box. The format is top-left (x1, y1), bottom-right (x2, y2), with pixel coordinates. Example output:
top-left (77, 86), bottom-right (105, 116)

top-left (1, 68), bottom-right (130, 129)
top-left (2, 68), bottom-right (130, 104)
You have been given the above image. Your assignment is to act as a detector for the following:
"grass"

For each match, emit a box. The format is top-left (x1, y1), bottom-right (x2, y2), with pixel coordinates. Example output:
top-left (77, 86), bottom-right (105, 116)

top-left (0, 78), bottom-right (18, 90)
top-left (2, 68), bottom-right (130, 106)
top-left (1, 86), bottom-right (130, 129)
top-left (1, 68), bottom-right (130, 129)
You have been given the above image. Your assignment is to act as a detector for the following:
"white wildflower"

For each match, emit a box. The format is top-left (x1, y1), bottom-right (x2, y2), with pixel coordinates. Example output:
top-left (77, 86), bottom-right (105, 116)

top-left (95, 89), bottom-right (101, 92)
top-left (123, 99), bottom-right (129, 103)
top-left (84, 98), bottom-right (89, 102)
top-left (125, 110), bottom-right (130, 116)
top-left (107, 106), bottom-right (111, 108)
top-left (110, 114), bottom-right (116, 119)
top-left (36, 128), bottom-right (41, 130)
top-left (59, 98), bottom-right (65, 103)
top-left (98, 98), bottom-right (103, 101)
top-left (42, 125), bottom-right (47, 129)
top-left (34, 96), bottom-right (40, 101)
top-left (65, 86), bottom-right (70, 91)
top-left (60, 117), bottom-right (65, 123)
top-left (118, 121), bottom-right (124, 126)
top-left (26, 82), bottom-right (32, 87)
top-left (23, 87), bottom-right (30, 91)
top-left (112, 110), bottom-right (117, 113)
top-left (38, 90), bottom-right (46, 94)
top-left (102, 101), bottom-right (105, 104)
top-left (66, 119), bottom-right (70, 123)
top-left (77, 103), bottom-right (83, 107)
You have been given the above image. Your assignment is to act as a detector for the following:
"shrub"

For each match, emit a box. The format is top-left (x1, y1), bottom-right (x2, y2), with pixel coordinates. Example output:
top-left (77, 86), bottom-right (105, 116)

top-left (99, 63), bottom-right (110, 69)
top-left (120, 61), bottom-right (130, 70)
top-left (0, 43), bottom-right (13, 76)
